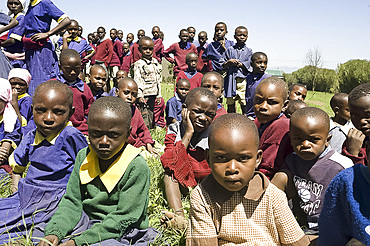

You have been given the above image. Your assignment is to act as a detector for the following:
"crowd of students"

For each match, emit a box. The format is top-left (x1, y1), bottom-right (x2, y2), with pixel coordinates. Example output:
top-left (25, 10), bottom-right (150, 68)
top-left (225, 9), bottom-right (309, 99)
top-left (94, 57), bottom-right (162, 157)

top-left (0, 0), bottom-right (369, 245)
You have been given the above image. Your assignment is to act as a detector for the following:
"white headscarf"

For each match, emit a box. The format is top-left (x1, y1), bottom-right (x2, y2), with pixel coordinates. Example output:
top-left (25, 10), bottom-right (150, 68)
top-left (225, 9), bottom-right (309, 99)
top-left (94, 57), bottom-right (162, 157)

top-left (0, 78), bottom-right (18, 132)
top-left (8, 0), bottom-right (29, 16)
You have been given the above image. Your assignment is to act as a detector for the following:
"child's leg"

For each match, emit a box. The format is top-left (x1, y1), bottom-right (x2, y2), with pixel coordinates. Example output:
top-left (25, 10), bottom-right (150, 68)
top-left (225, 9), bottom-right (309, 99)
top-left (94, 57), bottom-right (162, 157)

top-left (226, 97), bottom-right (236, 113)
top-left (145, 96), bottom-right (156, 129)
top-left (236, 77), bottom-right (247, 115)
top-left (154, 97), bottom-right (166, 128)
top-left (163, 174), bottom-right (184, 217)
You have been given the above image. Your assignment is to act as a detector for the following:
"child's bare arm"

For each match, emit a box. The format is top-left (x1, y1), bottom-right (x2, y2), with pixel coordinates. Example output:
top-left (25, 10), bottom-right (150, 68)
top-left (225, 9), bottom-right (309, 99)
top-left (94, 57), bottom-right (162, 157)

top-left (181, 108), bottom-right (194, 149)
top-left (38, 235), bottom-right (59, 246)
top-left (11, 172), bottom-right (21, 193)
top-left (222, 59), bottom-right (239, 69)
top-left (0, 17), bottom-right (18, 34)
top-left (11, 88), bottom-right (22, 124)
top-left (62, 32), bottom-right (71, 50)
top-left (272, 169), bottom-right (296, 199)
top-left (346, 128), bottom-right (365, 157)
top-left (83, 49), bottom-right (96, 60)
top-left (0, 141), bottom-right (12, 164)
top-left (31, 18), bottom-right (70, 41)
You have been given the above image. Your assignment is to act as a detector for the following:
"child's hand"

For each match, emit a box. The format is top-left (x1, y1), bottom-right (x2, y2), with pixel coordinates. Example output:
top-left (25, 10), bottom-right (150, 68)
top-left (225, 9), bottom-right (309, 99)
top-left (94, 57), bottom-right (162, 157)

top-left (160, 210), bottom-right (187, 231)
top-left (11, 88), bottom-right (18, 107)
top-left (346, 128), bottom-right (366, 157)
top-left (31, 32), bottom-right (49, 41)
top-left (63, 32), bottom-right (72, 40)
top-left (146, 143), bottom-right (159, 155)
top-left (59, 240), bottom-right (76, 246)
top-left (0, 146), bottom-right (9, 164)
top-left (181, 108), bottom-right (194, 134)
top-left (38, 235), bottom-right (59, 246)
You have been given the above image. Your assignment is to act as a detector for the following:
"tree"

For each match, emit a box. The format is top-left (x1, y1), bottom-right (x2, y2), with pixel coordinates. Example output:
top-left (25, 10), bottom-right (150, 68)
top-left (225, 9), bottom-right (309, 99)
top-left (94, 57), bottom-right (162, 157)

top-left (305, 46), bottom-right (323, 91)
top-left (337, 59), bottom-right (370, 93)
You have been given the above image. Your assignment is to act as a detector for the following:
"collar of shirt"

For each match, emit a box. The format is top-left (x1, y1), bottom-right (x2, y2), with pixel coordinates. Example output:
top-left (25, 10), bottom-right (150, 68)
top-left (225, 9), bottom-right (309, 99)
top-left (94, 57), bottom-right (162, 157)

top-left (57, 73), bottom-right (85, 92)
top-left (258, 113), bottom-right (284, 137)
top-left (319, 145), bottom-right (332, 158)
top-left (174, 92), bottom-right (182, 102)
top-left (179, 41), bottom-right (191, 50)
top-left (13, 13), bottom-right (24, 19)
top-left (66, 36), bottom-right (81, 43)
top-left (30, 0), bottom-right (41, 6)
top-left (124, 50), bottom-right (131, 57)
top-left (79, 144), bottom-right (142, 193)
top-left (18, 93), bottom-right (30, 100)
top-left (184, 69), bottom-right (197, 79)
top-left (0, 114), bottom-right (3, 124)
top-left (217, 103), bottom-right (223, 110)
top-left (142, 56), bottom-right (157, 65)
top-left (31, 124), bottom-right (69, 146)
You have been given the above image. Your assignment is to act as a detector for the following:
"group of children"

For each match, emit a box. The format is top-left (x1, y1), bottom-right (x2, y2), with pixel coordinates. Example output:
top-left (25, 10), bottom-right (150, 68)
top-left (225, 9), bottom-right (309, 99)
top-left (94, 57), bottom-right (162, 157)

top-left (0, 1), bottom-right (369, 245)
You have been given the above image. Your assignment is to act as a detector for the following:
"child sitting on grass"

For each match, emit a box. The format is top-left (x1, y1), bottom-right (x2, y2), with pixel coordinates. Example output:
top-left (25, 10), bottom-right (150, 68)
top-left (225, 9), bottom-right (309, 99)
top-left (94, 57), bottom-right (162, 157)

top-left (109, 69), bottom-right (128, 96)
top-left (116, 77), bottom-right (157, 155)
top-left (166, 79), bottom-right (191, 125)
top-left (253, 77), bottom-right (292, 179)
top-left (176, 52), bottom-right (203, 90)
top-left (187, 113), bottom-right (309, 245)
top-left (161, 87), bottom-right (217, 230)
top-left (0, 80), bottom-right (87, 244)
top-left (272, 107), bottom-right (353, 242)
top-left (88, 64), bottom-right (108, 100)
top-left (288, 83), bottom-right (307, 101)
top-left (38, 97), bottom-right (157, 246)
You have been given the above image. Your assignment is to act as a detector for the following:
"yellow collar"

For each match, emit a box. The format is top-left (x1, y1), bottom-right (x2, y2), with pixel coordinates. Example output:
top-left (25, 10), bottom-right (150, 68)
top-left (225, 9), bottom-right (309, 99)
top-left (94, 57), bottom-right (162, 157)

top-left (30, 0), bottom-right (41, 6)
top-left (14, 13), bottom-right (24, 19)
top-left (0, 115), bottom-right (3, 124)
top-left (67, 36), bottom-right (81, 43)
top-left (18, 93), bottom-right (30, 100)
top-left (32, 124), bottom-right (68, 146)
top-left (80, 144), bottom-right (142, 193)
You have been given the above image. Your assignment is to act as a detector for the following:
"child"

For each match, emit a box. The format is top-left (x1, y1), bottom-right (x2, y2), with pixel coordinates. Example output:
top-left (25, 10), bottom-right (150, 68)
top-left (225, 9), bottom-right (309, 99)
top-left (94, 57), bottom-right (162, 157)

top-left (56, 49), bottom-right (94, 135)
top-left (116, 77), bottom-right (157, 154)
top-left (284, 100), bottom-right (308, 118)
top-left (161, 88), bottom-right (217, 229)
top-left (152, 26), bottom-right (164, 63)
top-left (38, 97), bottom-right (157, 245)
top-left (318, 143), bottom-right (370, 245)
top-left (201, 71), bottom-right (227, 119)
top-left (132, 36), bottom-right (162, 129)
top-left (0, 78), bottom-right (21, 174)
top-left (272, 107), bottom-right (353, 240)
top-left (120, 42), bottom-right (131, 73)
top-left (342, 83), bottom-right (370, 165)
top-left (130, 29), bottom-right (146, 65)
top-left (202, 22), bottom-right (234, 73)
top-left (166, 79), bottom-right (190, 125)
top-left (0, 80), bottom-right (87, 244)
top-left (196, 31), bottom-right (213, 73)
top-left (88, 64), bottom-right (108, 100)
top-left (23, 0), bottom-right (71, 96)
top-left (245, 52), bottom-right (271, 118)
top-left (329, 93), bottom-right (354, 153)
top-left (253, 77), bottom-right (292, 179)
top-left (108, 28), bottom-right (123, 90)
top-left (176, 52), bottom-right (203, 90)
top-left (222, 26), bottom-right (253, 114)
top-left (163, 29), bottom-right (197, 77)
top-left (58, 19), bottom-right (95, 59)
top-left (0, 13), bottom-right (18, 79)
top-left (109, 69), bottom-right (128, 96)
top-left (288, 83), bottom-right (307, 101)
top-left (187, 26), bottom-right (197, 45)
top-left (126, 32), bottom-right (134, 46)
top-left (186, 113), bottom-right (309, 245)
top-left (94, 26), bottom-right (114, 69)
top-left (8, 68), bottom-right (35, 136)
top-left (117, 29), bottom-right (123, 42)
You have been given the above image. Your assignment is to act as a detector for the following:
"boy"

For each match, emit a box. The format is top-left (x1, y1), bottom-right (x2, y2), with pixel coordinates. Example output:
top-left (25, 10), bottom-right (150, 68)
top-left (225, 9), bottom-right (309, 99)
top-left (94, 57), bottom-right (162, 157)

top-left (94, 26), bottom-right (114, 68)
top-left (126, 33), bottom-right (134, 46)
top-left (284, 100), bottom-right (308, 118)
top-left (163, 29), bottom-right (197, 77)
top-left (39, 97), bottom-right (156, 245)
top-left (245, 52), bottom-right (271, 118)
top-left (120, 42), bottom-right (131, 73)
top-left (116, 77), bottom-right (157, 154)
top-left (196, 31), bottom-right (213, 73)
top-left (117, 30), bottom-right (124, 42)
top-left (152, 26), bottom-right (164, 63)
top-left (272, 107), bottom-right (353, 240)
top-left (132, 36), bottom-right (162, 129)
top-left (253, 77), bottom-right (292, 179)
top-left (222, 26), bottom-right (252, 114)
top-left (88, 64), bottom-right (108, 100)
top-left (329, 93), bottom-right (354, 153)
top-left (108, 28), bottom-right (123, 90)
top-left (288, 83), bottom-right (307, 101)
top-left (161, 88), bottom-right (217, 230)
top-left (57, 49), bottom-right (94, 135)
top-left (202, 22), bottom-right (234, 73)
top-left (130, 29), bottom-right (147, 65)
top-left (342, 83), bottom-right (370, 165)
top-left (166, 79), bottom-right (190, 125)
top-left (176, 52), bottom-right (203, 90)
top-left (201, 71), bottom-right (227, 119)
top-left (186, 113), bottom-right (309, 245)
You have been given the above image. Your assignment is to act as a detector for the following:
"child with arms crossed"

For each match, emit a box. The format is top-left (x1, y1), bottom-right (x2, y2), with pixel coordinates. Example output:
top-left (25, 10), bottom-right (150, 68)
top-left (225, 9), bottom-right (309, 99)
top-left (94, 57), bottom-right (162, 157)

top-left (176, 52), bottom-right (203, 90)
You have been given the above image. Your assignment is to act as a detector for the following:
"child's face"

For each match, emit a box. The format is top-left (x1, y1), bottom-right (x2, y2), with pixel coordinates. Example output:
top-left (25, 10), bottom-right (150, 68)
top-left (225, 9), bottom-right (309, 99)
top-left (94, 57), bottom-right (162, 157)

top-left (349, 96), bottom-right (370, 136)
top-left (122, 43), bottom-right (130, 54)
top-left (176, 81), bottom-right (190, 101)
top-left (127, 34), bottom-right (134, 44)
top-left (201, 75), bottom-right (223, 99)
top-left (186, 53), bottom-right (198, 71)
top-left (234, 28), bottom-right (248, 44)
top-left (186, 95), bottom-right (217, 132)
top-left (32, 89), bottom-right (72, 137)
top-left (67, 22), bottom-right (79, 38)
top-left (9, 77), bottom-right (27, 95)
top-left (110, 29), bottom-right (117, 41)
top-left (137, 30), bottom-right (145, 40)
top-left (214, 23), bottom-right (227, 41)
top-left (139, 40), bottom-right (154, 60)
top-left (117, 30), bottom-right (123, 40)
top-left (207, 127), bottom-right (262, 192)
top-left (336, 98), bottom-right (351, 122)
top-left (115, 70), bottom-right (127, 80)
top-left (251, 55), bottom-right (268, 74)
top-left (187, 27), bottom-right (195, 40)
top-left (88, 109), bottom-right (129, 161)
top-left (59, 57), bottom-right (81, 82)
top-left (88, 34), bottom-right (93, 44)
top-left (78, 26), bottom-right (83, 37)
top-left (89, 67), bottom-right (107, 92)
top-left (116, 81), bottom-right (138, 105)
top-left (290, 116), bottom-right (330, 161)
top-left (198, 32), bottom-right (207, 46)
top-left (152, 27), bottom-right (160, 39)
top-left (7, 0), bottom-right (22, 14)
top-left (179, 30), bottom-right (189, 43)
top-left (289, 86), bottom-right (307, 101)
top-left (254, 83), bottom-right (286, 124)
top-left (97, 28), bottom-right (105, 40)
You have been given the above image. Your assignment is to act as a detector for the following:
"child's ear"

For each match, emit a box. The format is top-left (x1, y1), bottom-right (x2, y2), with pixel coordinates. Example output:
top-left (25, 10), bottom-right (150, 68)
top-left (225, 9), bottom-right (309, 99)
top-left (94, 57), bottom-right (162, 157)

top-left (255, 150), bottom-right (263, 169)
top-left (326, 134), bottom-right (332, 147)
top-left (282, 100), bottom-right (289, 112)
top-left (333, 106), bottom-right (339, 114)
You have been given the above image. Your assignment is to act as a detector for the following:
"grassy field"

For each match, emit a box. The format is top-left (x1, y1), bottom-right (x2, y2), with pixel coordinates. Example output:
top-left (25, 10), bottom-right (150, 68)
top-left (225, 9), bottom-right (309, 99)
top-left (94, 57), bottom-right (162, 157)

top-left (0, 83), bottom-right (335, 245)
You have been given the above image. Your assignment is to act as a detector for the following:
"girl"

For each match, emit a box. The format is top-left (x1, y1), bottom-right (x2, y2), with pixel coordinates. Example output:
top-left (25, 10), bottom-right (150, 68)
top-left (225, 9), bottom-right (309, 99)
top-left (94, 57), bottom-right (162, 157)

top-left (23, 0), bottom-right (70, 96)
top-left (0, 12), bottom-right (18, 79)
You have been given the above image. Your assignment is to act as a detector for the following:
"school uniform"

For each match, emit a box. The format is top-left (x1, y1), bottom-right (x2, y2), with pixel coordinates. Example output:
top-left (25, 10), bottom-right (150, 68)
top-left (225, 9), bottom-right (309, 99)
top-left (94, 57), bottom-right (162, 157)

top-left (95, 38), bottom-right (113, 67)
top-left (57, 36), bottom-right (94, 57)
top-left (3, 13), bottom-right (25, 68)
top-left (0, 117), bottom-right (22, 173)
top-left (165, 93), bottom-right (183, 125)
top-left (329, 118), bottom-right (354, 153)
top-left (120, 51), bottom-right (131, 73)
top-left (342, 138), bottom-right (368, 166)
top-left (215, 103), bottom-right (227, 120)
top-left (0, 13), bottom-right (14, 79)
top-left (17, 93), bottom-right (35, 135)
top-left (245, 73), bottom-right (272, 118)
top-left (127, 105), bottom-right (155, 148)
top-left (196, 44), bottom-right (213, 73)
top-left (0, 125), bottom-right (87, 244)
top-left (202, 39), bottom-right (234, 72)
top-left (153, 38), bottom-right (164, 63)
top-left (163, 42), bottom-right (197, 76)
top-left (130, 42), bottom-right (159, 67)
top-left (176, 70), bottom-right (203, 90)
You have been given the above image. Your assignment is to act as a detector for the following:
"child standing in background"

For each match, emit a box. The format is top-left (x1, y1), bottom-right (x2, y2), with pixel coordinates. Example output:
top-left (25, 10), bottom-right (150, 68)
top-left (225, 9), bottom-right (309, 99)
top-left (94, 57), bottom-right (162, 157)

top-left (196, 31), bottom-right (213, 73)
top-left (152, 26), bottom-right (164, 63)
top-left (109, 69), bottom-right (128, 96)
top-left (166, 79), bottom-right (190, 125)
top-left (127, 32), bottom-right (134, 46)
top-left (222, 26), bottom-right (252, 114)
top-left (130, 29), bottom-right (146, 65)
top-left (94, 26), bottom-right (113, 70)
top-left (120, 42), bottom-right (131, 73)
top-left (108, 28), bottom-right (123, 90)
top-left (176, 52), bottom-right (203, 90)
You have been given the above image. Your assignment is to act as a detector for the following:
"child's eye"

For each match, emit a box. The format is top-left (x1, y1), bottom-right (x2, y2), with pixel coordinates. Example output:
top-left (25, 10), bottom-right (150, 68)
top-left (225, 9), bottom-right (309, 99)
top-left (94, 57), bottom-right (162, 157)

top-left (216, 156), bottom-right (227, 162)
top-left (107, 132), bottom-right (120, 138)
top-left (34, 108), bottom-right (46, 113)
top-left (239, 155), bottom-right (250, 162)
top-left (53, 109), bottom-right (66, 115)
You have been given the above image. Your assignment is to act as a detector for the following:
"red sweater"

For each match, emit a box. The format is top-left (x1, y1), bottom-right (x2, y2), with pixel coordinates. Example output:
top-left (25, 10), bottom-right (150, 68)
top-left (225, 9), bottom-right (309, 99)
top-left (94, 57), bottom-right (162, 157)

top-left (342, 140), bottom-right (367, 166)
top-left (163, 43), bottom-right (197, 76)
top-left (176, 71), bottom-right (203, 91)
top-left (95, 39), bottom-right (114, 67)
top-left (215, 105), bottom-right (227, 120)
top-left (130, 42), bottom-right (159, 66)
top-left (110, 39), bottom-right (123, 67)
top-left (153, 38), bottom-right (164, 63)
top-left (196, 46), bottom-right (213, 73)
top-left (127, 106), bottom-right (155, 147)
top-left (120, 52), bottom-right (131, 73)
top-left (254, 115), bottom-right (293, 179)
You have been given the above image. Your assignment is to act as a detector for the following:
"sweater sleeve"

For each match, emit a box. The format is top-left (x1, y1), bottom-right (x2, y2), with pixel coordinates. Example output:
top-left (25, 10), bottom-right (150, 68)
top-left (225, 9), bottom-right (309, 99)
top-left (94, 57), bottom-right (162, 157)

top-left (342, 141), bottom-right (367, 165)
top-left (73, 156), bottom-right (150, 246)
top-left (133, 61), bottom-right (145, 98)
top-left (163, 44), bottom-right (175, 63)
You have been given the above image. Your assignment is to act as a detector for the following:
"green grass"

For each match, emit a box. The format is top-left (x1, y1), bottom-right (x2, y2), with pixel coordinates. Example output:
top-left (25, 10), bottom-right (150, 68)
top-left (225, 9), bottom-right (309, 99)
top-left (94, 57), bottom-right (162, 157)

top-left (305, 90), bottom-right (334, 117)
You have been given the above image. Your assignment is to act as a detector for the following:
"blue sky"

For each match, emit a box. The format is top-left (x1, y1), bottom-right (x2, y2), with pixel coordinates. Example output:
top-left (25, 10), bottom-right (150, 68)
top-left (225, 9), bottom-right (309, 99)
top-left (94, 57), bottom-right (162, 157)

top-left (3, 0), bottom-right (370, 72)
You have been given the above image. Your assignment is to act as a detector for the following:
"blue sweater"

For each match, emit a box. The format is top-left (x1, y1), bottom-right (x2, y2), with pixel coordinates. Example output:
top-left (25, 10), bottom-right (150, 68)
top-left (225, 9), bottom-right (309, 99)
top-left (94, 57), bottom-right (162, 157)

top-left (318, 164), bottom-right (370, 245)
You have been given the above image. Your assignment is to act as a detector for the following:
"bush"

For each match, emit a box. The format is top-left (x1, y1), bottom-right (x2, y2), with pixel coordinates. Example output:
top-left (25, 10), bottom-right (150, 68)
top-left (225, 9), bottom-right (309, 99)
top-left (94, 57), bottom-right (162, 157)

top-left (337, 59), bottom-right (370, 93)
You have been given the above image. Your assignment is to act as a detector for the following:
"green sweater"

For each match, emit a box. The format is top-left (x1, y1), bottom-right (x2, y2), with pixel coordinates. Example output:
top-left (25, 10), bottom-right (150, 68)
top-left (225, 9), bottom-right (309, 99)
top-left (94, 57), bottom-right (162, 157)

top-left (44, 147), bottom-right (150, 246)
